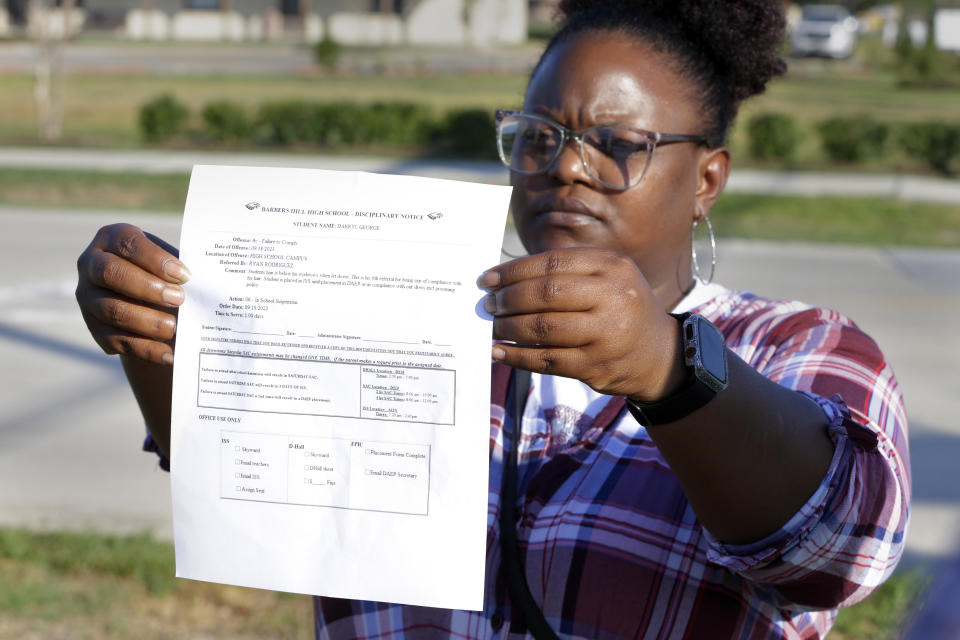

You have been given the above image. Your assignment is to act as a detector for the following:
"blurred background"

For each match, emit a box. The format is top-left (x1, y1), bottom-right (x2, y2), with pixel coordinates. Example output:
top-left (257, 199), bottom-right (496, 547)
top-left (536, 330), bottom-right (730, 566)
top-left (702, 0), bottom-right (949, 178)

top-left (0, 0), bottom-right (958, 638)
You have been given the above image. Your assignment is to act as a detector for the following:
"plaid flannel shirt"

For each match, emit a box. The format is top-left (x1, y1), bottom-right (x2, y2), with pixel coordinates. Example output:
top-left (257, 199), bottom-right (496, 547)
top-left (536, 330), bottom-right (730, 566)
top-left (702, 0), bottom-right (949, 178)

top-left (149, 286), bottom-right (910, 639)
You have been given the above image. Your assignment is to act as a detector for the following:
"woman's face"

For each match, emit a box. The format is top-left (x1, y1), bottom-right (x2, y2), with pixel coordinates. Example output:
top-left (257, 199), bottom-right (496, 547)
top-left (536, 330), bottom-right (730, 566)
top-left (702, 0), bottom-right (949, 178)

top-left (511, 32), bottom-right (725, 295)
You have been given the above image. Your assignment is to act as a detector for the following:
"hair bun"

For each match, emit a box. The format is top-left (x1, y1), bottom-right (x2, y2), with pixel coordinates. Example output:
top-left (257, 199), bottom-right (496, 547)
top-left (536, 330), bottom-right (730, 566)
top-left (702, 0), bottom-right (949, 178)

top-left (549, 0), bottom-right (786, 143)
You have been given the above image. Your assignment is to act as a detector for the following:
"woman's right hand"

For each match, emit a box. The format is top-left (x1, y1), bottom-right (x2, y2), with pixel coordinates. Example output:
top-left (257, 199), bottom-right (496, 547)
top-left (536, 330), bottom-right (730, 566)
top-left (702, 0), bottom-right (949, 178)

top-left (76, 223), bottom-right (191, 365)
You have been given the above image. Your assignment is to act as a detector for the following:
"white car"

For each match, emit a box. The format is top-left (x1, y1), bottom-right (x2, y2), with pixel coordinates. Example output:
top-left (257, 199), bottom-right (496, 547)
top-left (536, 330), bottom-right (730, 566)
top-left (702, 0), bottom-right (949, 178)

top-left (791, 4), bottom-right (860, 59)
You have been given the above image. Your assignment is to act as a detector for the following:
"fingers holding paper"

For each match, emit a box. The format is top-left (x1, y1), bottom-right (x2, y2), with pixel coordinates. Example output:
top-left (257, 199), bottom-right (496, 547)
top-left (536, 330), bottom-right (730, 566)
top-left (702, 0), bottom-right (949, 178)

top-left (481, 248), bottom-right (684, 402)
top-left (76, 223), bottom-right (190, 365)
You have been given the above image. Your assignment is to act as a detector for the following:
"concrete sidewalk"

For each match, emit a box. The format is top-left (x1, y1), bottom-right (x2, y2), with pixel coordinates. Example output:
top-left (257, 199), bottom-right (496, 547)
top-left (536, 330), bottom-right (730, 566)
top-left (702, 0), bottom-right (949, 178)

top-left (2, 146), bottom-right (959, 204)
top-left (0, 41), bottom-right (543, 75)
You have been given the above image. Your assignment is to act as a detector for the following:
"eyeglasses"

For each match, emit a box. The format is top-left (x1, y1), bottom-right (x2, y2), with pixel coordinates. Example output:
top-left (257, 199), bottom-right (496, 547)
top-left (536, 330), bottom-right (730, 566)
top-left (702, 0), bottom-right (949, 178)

top-left (495, 109), bottom-right (707, 191)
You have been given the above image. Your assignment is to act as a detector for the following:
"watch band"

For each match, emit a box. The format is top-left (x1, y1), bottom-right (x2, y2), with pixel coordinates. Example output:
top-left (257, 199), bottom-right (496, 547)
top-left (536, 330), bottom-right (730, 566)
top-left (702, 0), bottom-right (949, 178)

top-left (625, 313), bottom-right (728, 427)
top-left (625, 377), bottom-right (719, 426)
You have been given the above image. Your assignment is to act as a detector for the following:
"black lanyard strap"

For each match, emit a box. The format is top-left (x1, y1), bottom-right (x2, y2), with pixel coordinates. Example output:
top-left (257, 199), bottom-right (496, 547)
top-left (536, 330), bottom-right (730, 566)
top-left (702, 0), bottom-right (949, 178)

top-left (499, 368), bottom-right (560, 640)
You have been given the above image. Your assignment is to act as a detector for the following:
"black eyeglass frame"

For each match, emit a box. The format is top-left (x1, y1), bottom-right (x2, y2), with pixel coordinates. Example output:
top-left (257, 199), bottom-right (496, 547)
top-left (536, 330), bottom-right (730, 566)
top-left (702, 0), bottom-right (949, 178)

top-left (494, 109), bottom-right (708, 191)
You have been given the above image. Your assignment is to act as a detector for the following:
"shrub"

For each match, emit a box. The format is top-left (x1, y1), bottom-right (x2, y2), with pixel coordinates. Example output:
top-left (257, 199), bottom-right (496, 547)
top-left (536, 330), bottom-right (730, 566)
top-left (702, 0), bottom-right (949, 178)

top-left (138, 94), bottom-right (189, 143)
top-left (256, 101), bottom-right (322, 145)
top-left (746, 112), bottom-right (798, 161)
top-left (314, 37), bottom-right (341, 70)
top-left (431, 109), bottom-right (497, 159)
top-left (817, 116), bottom-right (889, 164)
top-left (201, 100), bottom-right (250, 142)
top-left (899, 122), bottom-right (960, 175)
top-left (255, 100), bottom-right (434, 149)
top-left (367, 102), bottom-right (434, 147)
top-left (254, 100), bottom-right (493, 157)
top-left (316, 101), bottom-right (374, 146)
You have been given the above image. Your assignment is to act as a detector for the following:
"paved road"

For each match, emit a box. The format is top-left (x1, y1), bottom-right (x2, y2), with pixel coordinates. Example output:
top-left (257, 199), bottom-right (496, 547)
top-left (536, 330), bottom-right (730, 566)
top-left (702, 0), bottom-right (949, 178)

top-left (2, 204), bottom-right (959, 567)
top-left (4, 146), bottom-right (960, 204)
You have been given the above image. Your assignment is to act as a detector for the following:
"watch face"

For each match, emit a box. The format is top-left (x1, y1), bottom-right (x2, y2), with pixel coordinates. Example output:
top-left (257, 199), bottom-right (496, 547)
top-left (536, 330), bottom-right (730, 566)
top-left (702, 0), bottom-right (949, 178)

top-left (695, 316), bottom-right (728, 387)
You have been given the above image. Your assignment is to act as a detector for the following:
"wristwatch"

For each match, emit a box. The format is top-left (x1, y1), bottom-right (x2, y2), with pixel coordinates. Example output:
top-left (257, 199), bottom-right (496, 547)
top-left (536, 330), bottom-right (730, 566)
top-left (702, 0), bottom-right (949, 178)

top-left (625, 313), bottom-right (729, 426)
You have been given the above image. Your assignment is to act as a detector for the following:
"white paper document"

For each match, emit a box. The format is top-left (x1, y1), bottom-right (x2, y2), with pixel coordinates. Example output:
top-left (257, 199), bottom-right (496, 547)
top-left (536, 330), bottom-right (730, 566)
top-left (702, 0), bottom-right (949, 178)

top-left (170, 165), bottom-right (511, 610)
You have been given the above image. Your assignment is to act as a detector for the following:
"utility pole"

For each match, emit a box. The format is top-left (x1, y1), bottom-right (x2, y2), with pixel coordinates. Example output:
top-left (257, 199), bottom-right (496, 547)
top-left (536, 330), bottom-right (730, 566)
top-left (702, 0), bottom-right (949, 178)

top-left (462, 0), bottom-right (478, 46)
top-left (222, 0), bottom-right (233, 41)
top-left (142, 0), bottom-right (155, 41)
top-left (33, 0), bottom-right (69, 142)
top-left (62, 0), bottom-right (74, 41)
top-left (299, 0), bottom-right (311, 41)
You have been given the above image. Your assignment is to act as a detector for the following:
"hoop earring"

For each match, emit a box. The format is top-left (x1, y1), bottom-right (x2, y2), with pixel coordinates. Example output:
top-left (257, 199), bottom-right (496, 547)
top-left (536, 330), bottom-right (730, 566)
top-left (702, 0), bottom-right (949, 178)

top-left (691, 214), bottom-right (716, 285)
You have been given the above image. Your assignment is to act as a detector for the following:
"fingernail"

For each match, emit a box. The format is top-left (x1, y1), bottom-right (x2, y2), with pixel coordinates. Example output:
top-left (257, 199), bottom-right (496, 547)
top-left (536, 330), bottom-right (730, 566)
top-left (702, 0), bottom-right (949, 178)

top-left (162, 317), bottom-right (177, 335)
top-left (162, 259), bottom-right (191, 283)
top-left (477, 270), bottom-right (500, 289)
top-left (162, 285), bottom-right (185, 306)
top-left (492, 346), bottom-right (506, 361)
top-left (162, 352), bottom-right (174, 366)
top-left (483, 294), bottom-right (497, 314)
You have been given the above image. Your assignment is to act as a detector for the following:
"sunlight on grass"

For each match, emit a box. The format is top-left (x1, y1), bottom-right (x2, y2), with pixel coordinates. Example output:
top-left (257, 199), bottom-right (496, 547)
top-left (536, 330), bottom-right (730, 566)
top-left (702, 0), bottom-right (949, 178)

top-left (0, 528), bottom-right (313, 639)
top-left (3, 168), bottom-right (956, 248)
top-left (0, 527), bottom-right (928, 639)
top-left (713, 194), bottom-right (960, 248)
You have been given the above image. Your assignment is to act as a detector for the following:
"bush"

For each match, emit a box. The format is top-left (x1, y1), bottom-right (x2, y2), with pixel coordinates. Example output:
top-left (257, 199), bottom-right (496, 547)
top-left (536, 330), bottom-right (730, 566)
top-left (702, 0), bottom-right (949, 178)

top-left (314, 37), bottom-right (341, 70)
top-left (817, 116), bottom-right (889, 164)
top-left (256, 101), bottom-right (323, 145)
top-left (315, 101), bottom-right (431, 147)
top-left (366, 102), bottom-right (434, 147)
top-left (431, 109), bottom-right (497, 159)
top-left (250, 100), bottom-right (493, 157)
top-left (201, 100), bottom-right (250, 142)
top-left (746, 112), bottom-right (798, 161)
top-left (255, 100), bottom-right (433, 149)
top-left (899, 122), bottom-right (960, 175)
top-left (138, 94), bottom-right (189, 143)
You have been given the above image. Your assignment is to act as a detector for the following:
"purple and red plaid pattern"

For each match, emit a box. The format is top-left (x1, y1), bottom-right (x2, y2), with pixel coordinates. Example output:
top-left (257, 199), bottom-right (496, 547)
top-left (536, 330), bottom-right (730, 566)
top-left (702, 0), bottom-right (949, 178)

top-left (309, 289), bottom-right (909, 639)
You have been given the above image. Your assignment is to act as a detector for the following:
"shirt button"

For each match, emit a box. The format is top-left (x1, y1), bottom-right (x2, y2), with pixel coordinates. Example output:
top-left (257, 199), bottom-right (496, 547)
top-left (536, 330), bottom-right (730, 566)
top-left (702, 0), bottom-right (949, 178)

top-left (491, 610), bottom-right (505, 631)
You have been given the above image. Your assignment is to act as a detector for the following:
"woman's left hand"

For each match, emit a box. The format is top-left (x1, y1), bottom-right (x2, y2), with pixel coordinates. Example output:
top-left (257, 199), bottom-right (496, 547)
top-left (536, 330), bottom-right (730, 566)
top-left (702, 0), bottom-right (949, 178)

top-left (481, 247), bottom-right (685, 402)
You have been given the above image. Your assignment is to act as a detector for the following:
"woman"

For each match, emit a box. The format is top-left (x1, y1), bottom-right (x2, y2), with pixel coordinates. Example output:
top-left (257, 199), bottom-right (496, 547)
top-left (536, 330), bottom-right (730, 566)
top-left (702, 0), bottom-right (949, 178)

top-left (76, 0), bottom-right (909, 637)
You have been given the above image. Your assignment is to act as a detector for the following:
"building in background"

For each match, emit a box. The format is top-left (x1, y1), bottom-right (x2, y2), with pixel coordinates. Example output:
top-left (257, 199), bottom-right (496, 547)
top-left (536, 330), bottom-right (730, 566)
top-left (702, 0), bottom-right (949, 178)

top-left (0, 0), bottom-right (527, 46)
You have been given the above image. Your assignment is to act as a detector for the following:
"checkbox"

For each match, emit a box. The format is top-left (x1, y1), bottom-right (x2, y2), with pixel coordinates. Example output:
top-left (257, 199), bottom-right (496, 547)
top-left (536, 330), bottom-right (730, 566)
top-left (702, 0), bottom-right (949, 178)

top-left (235, 485), bottom-right (241, 491)
top-left (235, 446), bottom-right (240, 452)
top-left (235, 459), bottom-right (241, 465)
top-left (304, 465), bottom-right (309, 470)
top-left (235, 472), bottom-right (240, 478)
top-left (304, 478), bottom-right (310, 484)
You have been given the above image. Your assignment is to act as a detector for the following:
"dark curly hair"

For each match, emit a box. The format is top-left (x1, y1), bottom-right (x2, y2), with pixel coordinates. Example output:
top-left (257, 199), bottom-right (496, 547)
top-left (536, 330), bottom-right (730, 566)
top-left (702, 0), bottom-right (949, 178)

top-left (533, 0), bottom-right (787, 147)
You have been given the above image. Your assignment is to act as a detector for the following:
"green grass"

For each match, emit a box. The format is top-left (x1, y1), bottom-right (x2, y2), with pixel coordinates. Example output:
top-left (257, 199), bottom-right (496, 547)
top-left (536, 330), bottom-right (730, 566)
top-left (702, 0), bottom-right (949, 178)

top-left (0, 168), bottom-right (190, 211)
top-left (831, 569), bottom-right (929, 640)
top-left (0, 563), bottom-right (125, 621)
top-left (712, 193), bottom-right (960, 248)
top-left (1, 60), bottom-right (959, 172)
top-left (3, 168), bottom-right (957, 248)
top-left (0, 528), bottom-right (177, 594)
top-left (728, 63), bottom-right (960, 173)
top-left (0, 527), bottom-right (313, 639)
top-left (0, 72), bottom-right (529, 148)
top-left (0, 526), bottom-right (927, 639)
